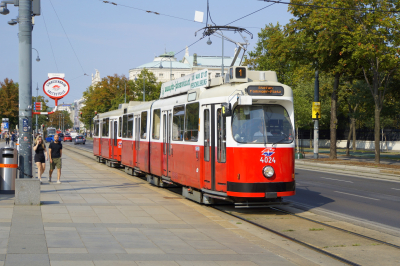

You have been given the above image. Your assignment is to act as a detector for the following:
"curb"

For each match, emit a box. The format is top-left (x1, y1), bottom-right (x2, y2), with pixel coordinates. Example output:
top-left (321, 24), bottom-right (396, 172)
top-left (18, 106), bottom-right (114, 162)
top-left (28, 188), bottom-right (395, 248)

top-left (295, 159), bottom-right (400, 181)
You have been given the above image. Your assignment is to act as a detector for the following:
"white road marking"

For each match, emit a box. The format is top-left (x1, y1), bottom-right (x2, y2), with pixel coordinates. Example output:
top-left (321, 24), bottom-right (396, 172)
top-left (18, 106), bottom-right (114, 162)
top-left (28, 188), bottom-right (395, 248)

top-left (320, 177), bottom-right (353, 183)
top-left (334, 191), bottom-right (380, 201)
top-left (391, 188), bottom-right (400, 191)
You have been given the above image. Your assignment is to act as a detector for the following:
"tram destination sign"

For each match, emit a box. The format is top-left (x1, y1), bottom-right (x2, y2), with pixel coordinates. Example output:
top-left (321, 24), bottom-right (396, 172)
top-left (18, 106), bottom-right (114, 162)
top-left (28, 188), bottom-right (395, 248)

top-left (247, 85), bottom-right (284, 96)
top-left (160, 69), bottom-right (209, 99)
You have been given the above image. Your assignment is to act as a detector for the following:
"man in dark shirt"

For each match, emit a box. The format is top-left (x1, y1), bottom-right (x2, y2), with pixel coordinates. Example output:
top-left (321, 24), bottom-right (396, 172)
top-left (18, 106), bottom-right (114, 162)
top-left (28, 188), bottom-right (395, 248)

top-left (49, 134), bottom-right (63, 184)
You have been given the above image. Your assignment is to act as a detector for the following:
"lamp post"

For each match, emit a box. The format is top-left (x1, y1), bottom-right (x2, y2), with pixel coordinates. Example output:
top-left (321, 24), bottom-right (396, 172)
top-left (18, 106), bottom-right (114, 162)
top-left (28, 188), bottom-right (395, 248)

top-left (35, 83), bottom-right (39, 134)
top-left (159, 56), bottom-right (173, 81)
top-left (32, 48), bottom-right (40, 62)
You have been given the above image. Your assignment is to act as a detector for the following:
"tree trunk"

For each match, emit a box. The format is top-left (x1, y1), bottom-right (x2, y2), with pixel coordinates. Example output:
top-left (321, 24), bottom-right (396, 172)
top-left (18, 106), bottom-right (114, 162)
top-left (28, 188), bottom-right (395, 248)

top-left (374, 106), bottom-right (380, 163)
top-left (346, 122), bottom-right (353, 156)
top-left (352, 118), bottom-right (356, 152)
top-left (330, 73), bottom-right (340, 159)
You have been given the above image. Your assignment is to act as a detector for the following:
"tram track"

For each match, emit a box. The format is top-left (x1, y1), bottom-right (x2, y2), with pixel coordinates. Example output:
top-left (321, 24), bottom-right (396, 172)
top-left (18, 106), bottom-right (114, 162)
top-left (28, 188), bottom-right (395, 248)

top-left (64, 145), bottom-right (400, 266)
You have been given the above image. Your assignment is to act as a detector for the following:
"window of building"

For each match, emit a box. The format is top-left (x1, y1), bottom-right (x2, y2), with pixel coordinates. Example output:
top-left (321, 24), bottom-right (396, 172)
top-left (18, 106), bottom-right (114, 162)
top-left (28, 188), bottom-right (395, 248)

top-left (141, 111), bottom-right (148, 139)
top-left (102, 118), bottom-right (109, 137)
top-left (181, 74), bottom-right (185, 77)
top-left (215, 73), bottom-right (221, 77)
top-left (159, 73), bottom-right (163, 77)
top-left (184, 102), bottom-right (199, 142)
top-left (152, 109), bottom-right (161, 139)
top-left (127, 114), bottom-right (134, 138)
top-left (172, 106), bottom-right (185, 141)
top-left (171, 74), bottom-right (174, 78)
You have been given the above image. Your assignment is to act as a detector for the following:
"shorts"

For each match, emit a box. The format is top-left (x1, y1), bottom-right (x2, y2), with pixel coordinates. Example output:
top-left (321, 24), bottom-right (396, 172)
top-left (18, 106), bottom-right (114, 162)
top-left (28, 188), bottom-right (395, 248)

top-left (34, 154), bottom-right (45, 163)
top-left (50, 157), bottom-right (62, 170)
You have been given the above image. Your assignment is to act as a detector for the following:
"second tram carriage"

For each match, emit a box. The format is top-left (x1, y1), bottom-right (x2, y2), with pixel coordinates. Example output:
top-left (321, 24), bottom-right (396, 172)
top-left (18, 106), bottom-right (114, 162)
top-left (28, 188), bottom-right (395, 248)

top-left (93, 66), bottom-right (295, 206)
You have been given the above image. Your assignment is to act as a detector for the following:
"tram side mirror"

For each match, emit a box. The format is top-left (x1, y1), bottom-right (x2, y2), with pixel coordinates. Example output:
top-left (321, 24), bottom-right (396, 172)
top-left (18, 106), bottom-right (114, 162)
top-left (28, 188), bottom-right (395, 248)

top-left (222, 103), bottom-right (232, 117)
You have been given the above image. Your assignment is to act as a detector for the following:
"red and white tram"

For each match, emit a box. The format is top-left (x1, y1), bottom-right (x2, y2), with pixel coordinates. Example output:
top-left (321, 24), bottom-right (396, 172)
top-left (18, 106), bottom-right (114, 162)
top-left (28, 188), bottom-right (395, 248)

top-left (93, 66), bottom-right (295, 206)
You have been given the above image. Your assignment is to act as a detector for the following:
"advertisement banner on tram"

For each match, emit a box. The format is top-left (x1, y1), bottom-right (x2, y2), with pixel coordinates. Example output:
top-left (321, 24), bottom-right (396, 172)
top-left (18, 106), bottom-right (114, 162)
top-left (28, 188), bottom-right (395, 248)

top-left (160, 69), bottom-right (209, 98)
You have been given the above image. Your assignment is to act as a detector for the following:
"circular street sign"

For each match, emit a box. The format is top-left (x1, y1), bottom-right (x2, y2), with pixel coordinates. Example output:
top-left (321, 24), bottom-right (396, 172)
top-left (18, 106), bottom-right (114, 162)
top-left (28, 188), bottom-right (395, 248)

top-left (43, 78), bottom-right (70, 99)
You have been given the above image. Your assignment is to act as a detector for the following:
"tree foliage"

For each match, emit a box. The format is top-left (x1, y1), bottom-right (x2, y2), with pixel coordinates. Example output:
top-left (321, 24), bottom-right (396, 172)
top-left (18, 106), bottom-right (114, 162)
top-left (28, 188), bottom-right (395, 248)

top-left (80, 70), bottom-right (161, 127)
top-left (0, 78), bottom-right (19, 129)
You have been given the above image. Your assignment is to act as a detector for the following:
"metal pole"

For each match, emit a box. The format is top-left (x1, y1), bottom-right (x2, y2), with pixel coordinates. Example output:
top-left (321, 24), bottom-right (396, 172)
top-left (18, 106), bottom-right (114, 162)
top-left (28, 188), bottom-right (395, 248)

top-left (314, 69), bottom-right (319, 159)
top-left (170, 58), bottom-right (172, 81)
top-left (143, 76), bottom-right (145, 102)
top-left (36, 83), bottom-right (38, 135)
top-left (18, 0), bottom-right (33, 178)
top-left (221, 31), bottom-right (224, 78)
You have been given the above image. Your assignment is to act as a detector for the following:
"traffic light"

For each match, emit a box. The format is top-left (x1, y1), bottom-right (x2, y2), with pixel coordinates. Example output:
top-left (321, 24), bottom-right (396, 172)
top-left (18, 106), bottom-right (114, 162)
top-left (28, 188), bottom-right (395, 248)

top-left (80, 112), bottom-right (82, 118)
top-left (34, 102), bottom-right (42, 111)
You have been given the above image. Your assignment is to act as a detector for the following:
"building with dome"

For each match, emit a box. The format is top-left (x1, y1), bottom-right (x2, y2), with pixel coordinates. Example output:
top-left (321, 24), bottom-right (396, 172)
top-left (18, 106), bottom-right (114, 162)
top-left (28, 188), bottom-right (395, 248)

top-left (129, 47), bottom-right (241, 83)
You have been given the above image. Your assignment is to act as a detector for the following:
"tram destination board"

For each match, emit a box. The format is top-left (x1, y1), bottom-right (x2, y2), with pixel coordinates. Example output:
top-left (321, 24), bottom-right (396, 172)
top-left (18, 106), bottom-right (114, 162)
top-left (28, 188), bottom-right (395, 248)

top-left (247, 86), bottom-right (284, 96)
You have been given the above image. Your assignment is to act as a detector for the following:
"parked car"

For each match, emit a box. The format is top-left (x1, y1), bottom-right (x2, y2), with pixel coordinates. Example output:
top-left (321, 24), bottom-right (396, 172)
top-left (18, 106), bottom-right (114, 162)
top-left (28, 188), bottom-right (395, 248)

top-left (58, 133), bottom-right (64, 141)
top-left (74, 135), bottom-right (86, 145)
top-left (64, 134), bottom-right (72, 142)
top-left (45, 135), bottom-right (54, 143)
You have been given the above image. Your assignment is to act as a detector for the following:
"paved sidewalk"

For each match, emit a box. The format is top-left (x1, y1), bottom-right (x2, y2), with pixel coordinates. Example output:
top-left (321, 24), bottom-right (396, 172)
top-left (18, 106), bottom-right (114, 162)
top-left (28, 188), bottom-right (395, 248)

top-left (0, 148), bottom-right (339, 266)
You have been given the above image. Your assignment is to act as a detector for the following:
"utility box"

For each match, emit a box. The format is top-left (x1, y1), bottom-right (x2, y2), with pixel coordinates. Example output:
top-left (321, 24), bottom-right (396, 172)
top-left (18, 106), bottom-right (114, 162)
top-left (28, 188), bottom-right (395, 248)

top-left (0, 147), bottom-right (18, 193)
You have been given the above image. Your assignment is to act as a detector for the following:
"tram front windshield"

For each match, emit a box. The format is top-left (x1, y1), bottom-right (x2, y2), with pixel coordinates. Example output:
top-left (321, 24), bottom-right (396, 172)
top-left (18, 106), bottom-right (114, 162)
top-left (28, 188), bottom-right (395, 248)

top-left (232, 105), bottom-right (293, 144)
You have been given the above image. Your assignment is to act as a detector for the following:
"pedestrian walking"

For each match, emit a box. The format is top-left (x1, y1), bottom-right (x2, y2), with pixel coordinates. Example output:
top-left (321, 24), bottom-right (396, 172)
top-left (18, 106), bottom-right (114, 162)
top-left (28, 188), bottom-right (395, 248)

top-left (49, 134), bottom-right (62, 184)
top-left (33, 135), bottom-right (48, 183)
top-left (11, 133), bottom-right (16, 147)
top-left (5, 132), bottom-right (10, 145)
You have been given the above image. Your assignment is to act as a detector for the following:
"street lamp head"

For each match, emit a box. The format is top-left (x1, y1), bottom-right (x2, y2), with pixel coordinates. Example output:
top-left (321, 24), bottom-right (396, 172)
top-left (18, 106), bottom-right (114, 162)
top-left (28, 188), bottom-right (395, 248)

top-left (207, 37), bottom-right (212, 45)
top-left (0, 7), bottom-right (9, 15)
top-left (8, 19), bottom-right (17, 26)
top-left (36, 55), bottom-right (40, 62)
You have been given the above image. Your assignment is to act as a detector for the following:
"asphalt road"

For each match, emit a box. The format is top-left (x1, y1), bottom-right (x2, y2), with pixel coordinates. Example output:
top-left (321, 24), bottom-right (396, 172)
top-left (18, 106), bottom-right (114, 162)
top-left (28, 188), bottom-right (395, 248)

top-left (63, 140), bottom-right (400, 230)
top-left (292, 168), bottom-right (400, 230)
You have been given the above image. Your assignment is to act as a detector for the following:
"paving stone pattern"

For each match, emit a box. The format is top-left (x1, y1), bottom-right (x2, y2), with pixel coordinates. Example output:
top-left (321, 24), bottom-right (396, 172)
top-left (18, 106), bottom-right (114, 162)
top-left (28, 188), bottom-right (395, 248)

top-left (0, 150), bottom-right (296, 266)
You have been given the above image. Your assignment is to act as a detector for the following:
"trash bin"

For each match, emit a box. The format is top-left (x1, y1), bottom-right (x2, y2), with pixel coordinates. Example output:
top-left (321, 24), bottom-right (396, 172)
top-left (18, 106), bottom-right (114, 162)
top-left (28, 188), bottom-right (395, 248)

top-left (0, 147), bottom-right (18, 192)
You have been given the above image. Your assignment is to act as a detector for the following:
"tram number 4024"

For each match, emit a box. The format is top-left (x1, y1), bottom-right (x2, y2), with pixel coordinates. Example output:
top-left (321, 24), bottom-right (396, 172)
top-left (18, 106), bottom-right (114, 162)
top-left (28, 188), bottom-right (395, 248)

top-left (260, 157), bottom-right (276, 164)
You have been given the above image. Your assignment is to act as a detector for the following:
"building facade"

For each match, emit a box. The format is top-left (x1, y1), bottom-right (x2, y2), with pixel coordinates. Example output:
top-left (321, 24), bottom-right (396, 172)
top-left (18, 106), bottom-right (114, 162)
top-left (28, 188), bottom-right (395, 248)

top-left (129, 47), bottom-right (240, 83)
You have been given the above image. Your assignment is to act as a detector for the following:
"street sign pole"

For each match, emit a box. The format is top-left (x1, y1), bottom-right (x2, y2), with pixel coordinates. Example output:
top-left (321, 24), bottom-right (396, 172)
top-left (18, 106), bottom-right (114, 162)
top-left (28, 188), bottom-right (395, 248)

top-left (18, 0), bottom-right (33, 178)
top-left (313, 69), bottom-right (319, 159)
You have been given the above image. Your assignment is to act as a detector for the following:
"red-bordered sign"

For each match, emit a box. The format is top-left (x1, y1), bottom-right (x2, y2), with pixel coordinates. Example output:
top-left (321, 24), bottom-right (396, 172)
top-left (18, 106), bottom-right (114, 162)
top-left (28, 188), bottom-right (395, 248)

top-left (43, 78), bottom-right (70, 100)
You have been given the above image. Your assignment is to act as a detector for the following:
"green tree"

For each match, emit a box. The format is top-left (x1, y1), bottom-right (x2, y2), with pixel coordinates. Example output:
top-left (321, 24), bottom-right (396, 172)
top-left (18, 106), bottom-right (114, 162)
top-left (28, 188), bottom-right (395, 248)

top-left (132, 68), bottom-right (162, 101)
top-left (343, 0), bottom-right (400, 163)
top-left (0, 78), bottom-right (19, 129)
top-left (47, 110), bottom-right (72, 131)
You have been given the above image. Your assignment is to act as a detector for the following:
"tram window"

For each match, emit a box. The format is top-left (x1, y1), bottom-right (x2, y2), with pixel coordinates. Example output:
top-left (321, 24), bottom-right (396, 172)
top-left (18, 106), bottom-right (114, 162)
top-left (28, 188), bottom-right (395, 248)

top-left (122, 115), bottom-right (127, 138)
top-left (152, 109), bottom-right (161, 140)
top-left (204, 109), bottom-right (210, 162)
top-left (217, 108), bottom-right (226, 163)
top-left (163, 114), bottom-right (167, 155)
top-left (184, 102), bottom-right (199, 142)
top-left (141, 111), bottom-right (148, 139)
top-left (119, 117), bottom-right (122, 138)
top-left (232, 105), bottom-right (293, 144)
top-left (102, 118), bottom-right (109, 137)
top-left (173, 105), bottom-right (185, 141)
top-left (94, 120), bottom-right (99, 136)
top-left (127, 114), bottom-right (134, 138)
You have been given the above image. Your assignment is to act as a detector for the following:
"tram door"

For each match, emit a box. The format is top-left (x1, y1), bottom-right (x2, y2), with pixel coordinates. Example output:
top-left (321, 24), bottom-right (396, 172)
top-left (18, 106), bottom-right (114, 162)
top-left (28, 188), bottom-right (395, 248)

top-left (162, 110), bottom-right (172, 178)
top-left (134, 115), bottom-right (140, 166)
top-left (203, 104), bottom-right (227, 191)
top-left (111, 120), bottom-right (118, 160)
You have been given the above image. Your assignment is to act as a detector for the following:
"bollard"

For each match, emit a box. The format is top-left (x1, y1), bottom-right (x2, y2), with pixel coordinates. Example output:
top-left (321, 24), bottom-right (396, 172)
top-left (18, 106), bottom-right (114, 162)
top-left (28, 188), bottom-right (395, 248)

top-left (0, 147), bottom-right (18, 193)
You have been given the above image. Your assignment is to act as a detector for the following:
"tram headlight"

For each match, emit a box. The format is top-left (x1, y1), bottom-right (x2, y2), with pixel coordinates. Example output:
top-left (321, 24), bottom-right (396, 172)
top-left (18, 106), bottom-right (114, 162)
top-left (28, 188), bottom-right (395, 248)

top-left (263, 166), bottom-right (274, 178)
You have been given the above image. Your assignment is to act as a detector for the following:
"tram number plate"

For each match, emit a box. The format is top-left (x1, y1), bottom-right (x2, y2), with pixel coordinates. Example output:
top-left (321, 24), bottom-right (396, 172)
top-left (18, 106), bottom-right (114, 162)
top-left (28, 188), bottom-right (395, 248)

top-left (248, 86), bottom-right (284, 96)
top-left (260, 157), bottom-right (275, 164)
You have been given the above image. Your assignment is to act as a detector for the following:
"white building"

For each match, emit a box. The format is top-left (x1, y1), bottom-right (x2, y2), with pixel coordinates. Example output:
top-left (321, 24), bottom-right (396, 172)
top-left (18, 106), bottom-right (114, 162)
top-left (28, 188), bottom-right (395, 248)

top-left (57, 103), bottom-right (72, 114)
top-left (129, 47), bottom-right (241, 83)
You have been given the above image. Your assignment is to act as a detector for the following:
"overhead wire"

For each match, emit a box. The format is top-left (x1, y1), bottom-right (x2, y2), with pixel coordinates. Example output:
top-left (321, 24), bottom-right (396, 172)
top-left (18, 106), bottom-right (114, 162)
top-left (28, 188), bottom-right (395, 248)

top-left (48, 0), bottom-right (88, 76)
top-left (41, 8), bottom-right (59, 72)
top-left (225, 2), bottom-right (277, 26)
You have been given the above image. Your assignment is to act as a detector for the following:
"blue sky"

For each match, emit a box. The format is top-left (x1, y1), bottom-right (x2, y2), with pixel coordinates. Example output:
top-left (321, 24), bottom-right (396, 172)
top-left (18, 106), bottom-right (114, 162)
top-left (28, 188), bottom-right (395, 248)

top-left (0, 0), bottom-right (293, 104)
